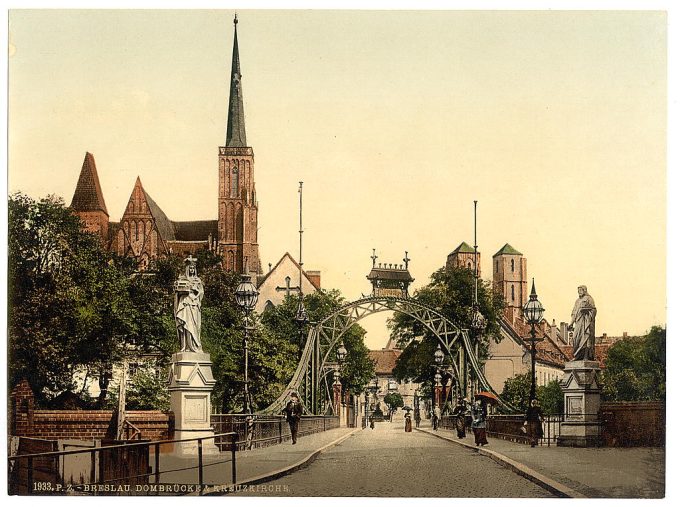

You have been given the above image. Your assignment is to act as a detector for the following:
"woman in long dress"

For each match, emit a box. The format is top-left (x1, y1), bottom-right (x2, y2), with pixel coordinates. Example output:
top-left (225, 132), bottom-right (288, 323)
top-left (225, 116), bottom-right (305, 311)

top-left (452, 398), bottom-right (468, 439)
top-left (471, 400), bottom-right (488, 446)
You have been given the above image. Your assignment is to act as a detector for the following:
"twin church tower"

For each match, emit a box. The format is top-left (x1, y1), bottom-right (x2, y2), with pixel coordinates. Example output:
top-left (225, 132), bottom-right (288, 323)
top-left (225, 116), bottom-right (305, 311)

top-left (70, 16), bottom-right (261, 276)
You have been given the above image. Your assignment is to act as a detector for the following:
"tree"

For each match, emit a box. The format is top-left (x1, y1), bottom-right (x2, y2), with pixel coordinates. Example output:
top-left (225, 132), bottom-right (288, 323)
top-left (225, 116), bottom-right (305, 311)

top-left (261, 289), bottom-right (376, 396)
top-left (390, 266), bottom-right (505, 386)
top-left (125, 369), bottom-right (170, 411)
top-left (603, 327), bottom-right (665, 401)
top-left (383, 392), bottom-right (404, 419)
top-left (500, 373), bottom-right (565, 415)
top-left (500, 372), bottom-right (532, 413)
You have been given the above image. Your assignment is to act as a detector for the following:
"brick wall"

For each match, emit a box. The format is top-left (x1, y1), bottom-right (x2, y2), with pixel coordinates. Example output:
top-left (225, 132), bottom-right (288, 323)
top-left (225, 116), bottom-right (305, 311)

top-left (600, 401), bottom-right (665, 447)
top-left (10, 381), bottom-right (173, 441)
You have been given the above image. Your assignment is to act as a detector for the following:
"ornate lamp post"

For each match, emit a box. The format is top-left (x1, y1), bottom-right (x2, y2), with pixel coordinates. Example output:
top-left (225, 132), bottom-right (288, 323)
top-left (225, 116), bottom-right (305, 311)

top-left (522, 279), bottom-right (545, 407)
top-left (433, 343), bottom-right (444, 408)
top-left (235, 274), bottom-right (259, 414)
top-left (333, 341), bottom-right (347, 414)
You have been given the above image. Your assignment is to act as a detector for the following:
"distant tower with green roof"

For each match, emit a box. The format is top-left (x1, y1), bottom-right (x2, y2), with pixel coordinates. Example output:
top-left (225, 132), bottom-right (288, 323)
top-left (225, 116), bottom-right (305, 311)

top-left (446, 241), bottom-right (481, 277)
top-left (492, 243), bottom-right (527, 316)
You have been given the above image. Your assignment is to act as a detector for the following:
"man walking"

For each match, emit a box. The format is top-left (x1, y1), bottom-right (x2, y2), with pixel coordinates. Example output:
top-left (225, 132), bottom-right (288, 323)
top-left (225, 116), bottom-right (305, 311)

top-left (433, 405), bottom-right (441, 431)
top-left (284, 391), bottom-right (303, 444)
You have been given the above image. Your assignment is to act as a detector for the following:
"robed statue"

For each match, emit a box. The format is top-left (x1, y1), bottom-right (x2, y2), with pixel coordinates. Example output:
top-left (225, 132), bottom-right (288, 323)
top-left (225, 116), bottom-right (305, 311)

top-left (569, 285), bottom-right (597, 361)
top-left (174, 256), bottom-right (204, 353)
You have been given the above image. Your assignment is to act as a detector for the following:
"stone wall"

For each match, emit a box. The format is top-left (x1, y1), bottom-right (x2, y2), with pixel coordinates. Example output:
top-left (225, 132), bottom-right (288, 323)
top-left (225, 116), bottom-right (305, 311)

top-left (600, 401), bottom-right (664, 447)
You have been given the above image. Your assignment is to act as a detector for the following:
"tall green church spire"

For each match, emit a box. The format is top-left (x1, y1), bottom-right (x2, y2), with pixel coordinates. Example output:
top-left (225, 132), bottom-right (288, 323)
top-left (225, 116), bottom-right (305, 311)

top-left (226, 13), bottom-right (247, 147)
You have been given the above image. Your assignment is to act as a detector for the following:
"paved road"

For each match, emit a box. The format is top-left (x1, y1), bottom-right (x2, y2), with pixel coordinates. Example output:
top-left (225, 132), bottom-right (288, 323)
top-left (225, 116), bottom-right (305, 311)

top-left (237, 422), bottom-right (554, 497)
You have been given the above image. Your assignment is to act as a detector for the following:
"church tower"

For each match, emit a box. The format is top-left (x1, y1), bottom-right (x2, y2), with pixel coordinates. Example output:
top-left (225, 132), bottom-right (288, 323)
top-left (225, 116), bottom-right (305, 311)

top-left (492, 243), bottom-right (528, 319)
top-left (70, 152), bottom-right (109, 244)
top-left (218, 15), bottom-right (261, 276)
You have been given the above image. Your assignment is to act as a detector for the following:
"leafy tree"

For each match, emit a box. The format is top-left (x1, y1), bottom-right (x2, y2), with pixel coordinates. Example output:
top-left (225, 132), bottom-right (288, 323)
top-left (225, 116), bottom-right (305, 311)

top-left (261, 289), bottom-right (375, 396)
top-left (500, 372), bottom-right (565, 415)
top-left (603, 327), bottom-right (665, 401)
top-left (390, 266), bottom-right (505, 386)
top-left (383, 392), bottom-right (404, 417)
top-left (125, 368), bottom-right (170, 411)
top-left (500, 372), bottom-right (532, 413)
top-left (538, 380), bottom-right (564, 415)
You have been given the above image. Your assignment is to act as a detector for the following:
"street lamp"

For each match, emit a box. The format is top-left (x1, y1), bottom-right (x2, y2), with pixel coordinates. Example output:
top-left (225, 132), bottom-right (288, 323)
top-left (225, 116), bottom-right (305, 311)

top-left (522, 278), bottom-right (545, 407)
top-left (336, 340), bottom-right (347, 364)
top-left (235, 274), bottom-right (259, 414)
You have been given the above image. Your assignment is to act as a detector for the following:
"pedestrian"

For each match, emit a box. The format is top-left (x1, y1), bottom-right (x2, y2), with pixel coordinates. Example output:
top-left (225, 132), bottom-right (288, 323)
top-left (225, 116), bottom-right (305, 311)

top-left (404, 412), bottom-right (412, 432)
top-left (284, 391), bottom-right (303, 444)
top-left (433, 405), bottom-right (441, 431)
top-left (414, 410), bottom-right (421, 428)
top-left (524, 399), bottom-right (544, 447)
top-left (452, 397), bottom-right (468, 439)
top-left (369, 415), bottom-right (375, 429)
top-left (471, 400), bottom-right (488, 446)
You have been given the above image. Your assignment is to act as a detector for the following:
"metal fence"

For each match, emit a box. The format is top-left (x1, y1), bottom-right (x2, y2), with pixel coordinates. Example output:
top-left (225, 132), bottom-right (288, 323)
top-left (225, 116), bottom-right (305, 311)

top-left (8, 432), bottom-right (238, 496)
top-left (441, 413), bottom-right (601, 447)
top-left (210, 414), bottom-right (339, 451)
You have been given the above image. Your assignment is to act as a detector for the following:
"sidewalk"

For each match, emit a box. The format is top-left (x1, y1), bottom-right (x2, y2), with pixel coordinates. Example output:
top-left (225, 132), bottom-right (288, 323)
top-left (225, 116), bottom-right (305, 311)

top-left (417, 426), bottom-right (665, 498)
top-left (156, 426), bottom-right (359, 493)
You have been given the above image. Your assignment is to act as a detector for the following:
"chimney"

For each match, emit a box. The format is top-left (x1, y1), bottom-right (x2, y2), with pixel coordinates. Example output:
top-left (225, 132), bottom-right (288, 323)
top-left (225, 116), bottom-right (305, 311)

top-left (623, 332), bottom-right (628, 339)
top-left (307, 270), bottom-right (321, 290)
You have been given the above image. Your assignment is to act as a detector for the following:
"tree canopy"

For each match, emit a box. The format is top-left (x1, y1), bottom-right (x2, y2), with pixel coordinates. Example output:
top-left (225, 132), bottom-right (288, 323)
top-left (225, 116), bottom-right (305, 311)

top-left (602, 326), bottom-right (665, 402)
top-left (261, 289), bottom-right (376, 396)
top-left (390, 266), bottom-right (505, 390)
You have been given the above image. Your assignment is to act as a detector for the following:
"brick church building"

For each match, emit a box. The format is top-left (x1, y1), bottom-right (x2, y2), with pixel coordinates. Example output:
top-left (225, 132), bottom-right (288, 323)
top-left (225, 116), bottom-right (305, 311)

top-left (69, 16), bottom-right (261, 276)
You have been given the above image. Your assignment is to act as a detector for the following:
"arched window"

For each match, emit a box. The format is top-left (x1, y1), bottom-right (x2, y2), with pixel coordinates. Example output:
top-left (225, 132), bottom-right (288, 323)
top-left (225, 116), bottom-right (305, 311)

top-left (511, 285), bottom-right (515, 301)
top-left (230, 162), bottom-right (239, 198)
top-left (511, 259), bottom-right (515, 272)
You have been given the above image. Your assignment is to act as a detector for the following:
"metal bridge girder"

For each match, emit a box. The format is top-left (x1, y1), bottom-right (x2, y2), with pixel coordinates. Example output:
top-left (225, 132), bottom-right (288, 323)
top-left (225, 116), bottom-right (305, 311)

top-left (259, 296), bottom-right (512, 415)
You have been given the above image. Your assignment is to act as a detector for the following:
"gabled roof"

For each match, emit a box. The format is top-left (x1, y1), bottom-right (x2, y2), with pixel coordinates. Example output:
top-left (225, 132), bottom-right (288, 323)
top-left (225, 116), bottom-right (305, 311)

top-left (70, 152), bottom-right (108, 215)
top-left (449, 242), bottom-right (476, 255)
top-left (369, 349), bottom-right (402, 375)
top-left (136, 179), bottom-right (175, 241)
top-left (257, 252), bottom-right (320, 290)
top-left (493, 243), bottom-right (523, 257)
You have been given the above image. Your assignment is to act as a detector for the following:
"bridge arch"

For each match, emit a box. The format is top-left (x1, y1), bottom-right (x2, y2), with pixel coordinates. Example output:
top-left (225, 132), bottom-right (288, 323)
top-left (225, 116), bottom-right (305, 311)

top-left (260, 296), bottom-right (509, 415)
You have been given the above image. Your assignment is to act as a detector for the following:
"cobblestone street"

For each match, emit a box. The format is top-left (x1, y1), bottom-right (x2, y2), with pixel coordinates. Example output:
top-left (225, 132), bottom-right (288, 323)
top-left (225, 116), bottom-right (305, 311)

top-left (236, 422), bottom-right (554, 497)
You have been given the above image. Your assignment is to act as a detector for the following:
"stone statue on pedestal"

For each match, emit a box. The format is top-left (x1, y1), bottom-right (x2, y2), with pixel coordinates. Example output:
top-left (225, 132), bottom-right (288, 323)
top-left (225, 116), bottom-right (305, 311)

top-left (174, 256), bottom-right (204, 353)
top-left (569, 285), bottom-right (597, 361)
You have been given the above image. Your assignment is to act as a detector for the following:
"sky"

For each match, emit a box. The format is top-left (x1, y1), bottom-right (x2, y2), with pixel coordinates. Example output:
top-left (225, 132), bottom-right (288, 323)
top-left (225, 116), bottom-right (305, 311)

top-left (7, 9), bottom-right (667, 350)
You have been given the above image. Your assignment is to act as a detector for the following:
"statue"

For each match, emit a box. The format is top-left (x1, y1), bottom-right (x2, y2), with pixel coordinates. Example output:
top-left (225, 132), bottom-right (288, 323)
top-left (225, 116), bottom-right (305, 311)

top-left (174, 256), bottom-right (204, 352)
top-left (569, 285), bottom-right (597, 361)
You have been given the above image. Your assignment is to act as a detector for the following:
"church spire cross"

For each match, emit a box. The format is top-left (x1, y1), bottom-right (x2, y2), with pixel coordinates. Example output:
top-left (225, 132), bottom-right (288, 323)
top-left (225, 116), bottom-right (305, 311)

top-left (371, 248), bottom-right (378, 268)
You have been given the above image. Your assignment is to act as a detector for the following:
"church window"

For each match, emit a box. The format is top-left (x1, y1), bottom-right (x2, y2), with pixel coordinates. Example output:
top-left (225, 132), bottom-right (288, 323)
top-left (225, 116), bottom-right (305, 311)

top-left (230, 162), bottom-right (239, 198)
top-left (511, 259), bottom-right (515, 272)
top-left (511, 285), bottom-right (515, 301)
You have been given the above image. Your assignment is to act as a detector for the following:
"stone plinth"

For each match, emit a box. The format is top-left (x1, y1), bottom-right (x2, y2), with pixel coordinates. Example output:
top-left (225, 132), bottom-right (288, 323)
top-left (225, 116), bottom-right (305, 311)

top-left (557, 360), bottom-right (602, 447)
top-left (168, 351), bottom-right (219, 455)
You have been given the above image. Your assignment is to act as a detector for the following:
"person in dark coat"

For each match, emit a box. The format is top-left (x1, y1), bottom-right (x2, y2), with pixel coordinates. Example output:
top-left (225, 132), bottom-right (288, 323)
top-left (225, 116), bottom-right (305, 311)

top-left (452, 397), bottom-right (468, 439)
top-left (414, 410), bottom-right (421, 428)
top-left (471, 400), bottom-right (488, 446)
top-left (404, 412), bottom-right (413, 432)
top-left (525, 399), bottom-right (544, 447)
top-left (284, 391), bottom-right (303, 444)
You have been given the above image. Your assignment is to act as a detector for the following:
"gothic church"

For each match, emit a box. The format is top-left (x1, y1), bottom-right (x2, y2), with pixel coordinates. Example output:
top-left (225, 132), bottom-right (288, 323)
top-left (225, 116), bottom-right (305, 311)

top-left (69, 17), bottom-right (261, 276)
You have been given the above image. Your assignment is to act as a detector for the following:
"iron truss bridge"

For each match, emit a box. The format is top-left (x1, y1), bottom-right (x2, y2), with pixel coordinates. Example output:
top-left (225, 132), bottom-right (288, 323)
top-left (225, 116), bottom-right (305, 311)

top-left (258, 296), bottom-right (514, 415)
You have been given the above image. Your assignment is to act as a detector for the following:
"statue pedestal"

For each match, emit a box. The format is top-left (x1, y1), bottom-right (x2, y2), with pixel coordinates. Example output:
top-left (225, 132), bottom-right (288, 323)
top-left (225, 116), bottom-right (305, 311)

top-left (557, 360), bottom-right (602, 447)
top-left (168, 351), bottom-right (220, 455)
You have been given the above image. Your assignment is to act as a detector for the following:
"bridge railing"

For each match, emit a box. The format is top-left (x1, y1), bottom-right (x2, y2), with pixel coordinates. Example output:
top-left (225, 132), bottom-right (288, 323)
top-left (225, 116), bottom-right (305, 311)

top-left (8, 432), bottom-right (238, 495)
top-left (210, 414), bottom-right (339, 451)
top-left (441, 413), bottom-right (600, 447)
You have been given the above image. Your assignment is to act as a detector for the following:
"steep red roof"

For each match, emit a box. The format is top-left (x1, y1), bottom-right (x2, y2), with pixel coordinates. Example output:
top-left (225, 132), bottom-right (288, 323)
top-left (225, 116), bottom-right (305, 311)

top-left (70, 152), bottom-right (108, 215)
top-left (368, 349), bottom-right (401, 375)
